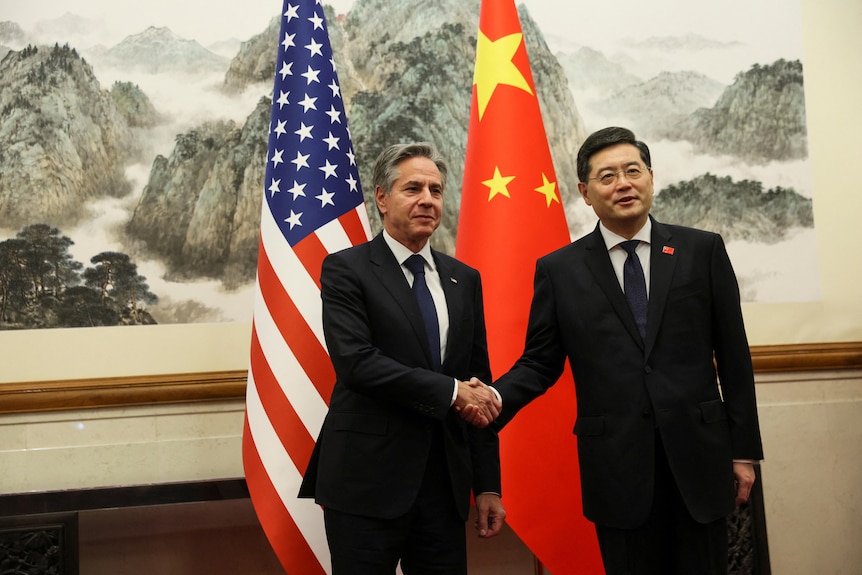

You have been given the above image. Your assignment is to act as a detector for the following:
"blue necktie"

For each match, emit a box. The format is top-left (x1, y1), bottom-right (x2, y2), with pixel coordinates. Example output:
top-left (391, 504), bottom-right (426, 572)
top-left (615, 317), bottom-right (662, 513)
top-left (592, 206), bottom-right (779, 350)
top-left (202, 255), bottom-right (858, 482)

top-left (405, 254), bottom-right (441, 370)
top-left (620, 240), bottom-right (648, 338)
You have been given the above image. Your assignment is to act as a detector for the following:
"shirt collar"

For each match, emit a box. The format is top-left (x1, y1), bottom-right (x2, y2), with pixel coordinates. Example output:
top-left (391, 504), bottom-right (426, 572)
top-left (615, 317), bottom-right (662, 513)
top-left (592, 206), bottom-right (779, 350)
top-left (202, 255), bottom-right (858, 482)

top-left (382, 230), bottom-right (436, 271)
top-left (598, 218), bottom-right (652, 251)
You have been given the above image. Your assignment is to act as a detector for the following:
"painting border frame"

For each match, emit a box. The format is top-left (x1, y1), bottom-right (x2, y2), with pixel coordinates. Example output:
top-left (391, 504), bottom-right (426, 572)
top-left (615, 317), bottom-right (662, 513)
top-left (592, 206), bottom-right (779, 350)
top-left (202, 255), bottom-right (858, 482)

top-left (1, 341), bottom-right (860, 415)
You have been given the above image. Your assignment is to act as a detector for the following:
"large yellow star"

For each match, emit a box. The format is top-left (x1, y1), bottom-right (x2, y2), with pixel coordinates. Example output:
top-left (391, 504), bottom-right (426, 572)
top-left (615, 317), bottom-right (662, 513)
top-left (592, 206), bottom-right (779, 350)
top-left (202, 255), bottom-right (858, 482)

top-left (483, 167), bottom-right (516, 201)
top-left (535, 173), bottom-right (560, 207)
top-left (473, 30), bottom-right (533, 120)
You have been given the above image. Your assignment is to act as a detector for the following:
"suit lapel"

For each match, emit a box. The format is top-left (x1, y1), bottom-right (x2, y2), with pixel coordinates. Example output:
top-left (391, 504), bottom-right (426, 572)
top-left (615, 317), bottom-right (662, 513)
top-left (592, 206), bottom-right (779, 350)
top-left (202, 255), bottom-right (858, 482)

top-left (645, 218), bottom-right (677, 356)
top-left (583, 226), bottom-right (645, 347)
top-left (434, 252), bottom-right (462, 371)
top-left (368, 235), bottom-right (432, 365)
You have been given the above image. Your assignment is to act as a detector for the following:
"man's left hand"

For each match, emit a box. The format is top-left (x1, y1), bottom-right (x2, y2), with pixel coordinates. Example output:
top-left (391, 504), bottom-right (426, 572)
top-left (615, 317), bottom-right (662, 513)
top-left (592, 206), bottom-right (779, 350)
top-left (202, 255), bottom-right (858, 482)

top-left (733, 461), bottom-right (756, 505)
top-left (474, 493), bottom-right (506, 538)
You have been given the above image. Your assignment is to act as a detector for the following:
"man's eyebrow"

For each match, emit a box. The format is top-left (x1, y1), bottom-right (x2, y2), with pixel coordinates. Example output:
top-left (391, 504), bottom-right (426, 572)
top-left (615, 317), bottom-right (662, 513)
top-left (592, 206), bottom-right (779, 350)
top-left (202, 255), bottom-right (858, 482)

top-left (400, 178), bottom-right (442, 189)
top-left (596, 160), bottom-right (642, 173)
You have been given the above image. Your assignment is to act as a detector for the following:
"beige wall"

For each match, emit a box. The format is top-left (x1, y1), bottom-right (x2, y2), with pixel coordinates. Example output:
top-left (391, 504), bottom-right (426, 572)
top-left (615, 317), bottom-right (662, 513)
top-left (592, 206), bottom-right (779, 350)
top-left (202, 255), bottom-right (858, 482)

top-left (3, 372), bottom-right (861, 574)
top-left (757, 371), bottom-right (862, 575)
top-left (1, 0), bottom-right (861, 573)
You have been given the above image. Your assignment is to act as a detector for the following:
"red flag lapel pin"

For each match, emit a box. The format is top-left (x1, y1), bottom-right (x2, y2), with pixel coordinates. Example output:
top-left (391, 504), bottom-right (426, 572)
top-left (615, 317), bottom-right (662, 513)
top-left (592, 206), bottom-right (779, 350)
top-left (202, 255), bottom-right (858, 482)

top-left (662, 246), bottom-right (675, 255)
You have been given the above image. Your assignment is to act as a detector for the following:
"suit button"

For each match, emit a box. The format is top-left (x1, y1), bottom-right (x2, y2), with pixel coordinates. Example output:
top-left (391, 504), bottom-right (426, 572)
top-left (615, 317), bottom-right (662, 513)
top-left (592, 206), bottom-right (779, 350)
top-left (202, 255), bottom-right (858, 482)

top-left (642, 409), bottom-right (651, 417)
top-left (644, 365), bottom-right (652, 374)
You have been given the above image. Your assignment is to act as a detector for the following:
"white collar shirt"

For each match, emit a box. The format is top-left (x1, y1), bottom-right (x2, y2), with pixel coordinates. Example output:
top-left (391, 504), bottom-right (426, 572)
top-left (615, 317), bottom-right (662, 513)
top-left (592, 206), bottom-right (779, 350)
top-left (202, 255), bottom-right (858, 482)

top-left (598, 218), bottom-right (652, 298)
top-left (382, 230), bottom-right (449, 363)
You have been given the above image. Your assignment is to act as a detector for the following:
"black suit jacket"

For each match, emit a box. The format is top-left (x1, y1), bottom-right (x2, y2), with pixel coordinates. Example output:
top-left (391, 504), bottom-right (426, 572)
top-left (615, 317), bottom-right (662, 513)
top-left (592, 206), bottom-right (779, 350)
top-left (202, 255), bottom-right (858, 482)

top-left (299, 233), bottom-right (500, 521)
top-left (495, 217), bottom-right (763, 528)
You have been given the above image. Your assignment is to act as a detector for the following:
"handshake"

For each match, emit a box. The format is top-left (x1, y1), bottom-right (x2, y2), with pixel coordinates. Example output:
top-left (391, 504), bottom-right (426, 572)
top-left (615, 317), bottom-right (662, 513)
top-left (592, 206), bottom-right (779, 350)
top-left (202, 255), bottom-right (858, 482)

top-left (453, 377), bottom-right (501, 428)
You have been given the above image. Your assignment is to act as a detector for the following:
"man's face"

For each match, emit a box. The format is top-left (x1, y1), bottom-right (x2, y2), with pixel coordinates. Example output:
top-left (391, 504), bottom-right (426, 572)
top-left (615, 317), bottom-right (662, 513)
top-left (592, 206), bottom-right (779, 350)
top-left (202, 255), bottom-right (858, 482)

top-left (376, 156), bottom-right (443, 252)
top-left (577, 143), bottom-right (653, 238)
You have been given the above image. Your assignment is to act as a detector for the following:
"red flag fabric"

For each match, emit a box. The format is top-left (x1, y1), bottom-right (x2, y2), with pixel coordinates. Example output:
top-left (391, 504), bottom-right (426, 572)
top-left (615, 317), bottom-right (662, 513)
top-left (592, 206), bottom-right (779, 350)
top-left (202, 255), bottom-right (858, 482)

top-left (242, 1), bottom-right (371, 573)
top-left (455, 0), bottom-right (603, 572)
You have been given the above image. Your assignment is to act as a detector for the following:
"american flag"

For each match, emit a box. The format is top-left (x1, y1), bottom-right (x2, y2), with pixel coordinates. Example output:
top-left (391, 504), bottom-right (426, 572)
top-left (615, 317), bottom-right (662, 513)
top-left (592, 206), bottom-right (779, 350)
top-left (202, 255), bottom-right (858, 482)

top-left (242, 1), bottom-right (371, 572)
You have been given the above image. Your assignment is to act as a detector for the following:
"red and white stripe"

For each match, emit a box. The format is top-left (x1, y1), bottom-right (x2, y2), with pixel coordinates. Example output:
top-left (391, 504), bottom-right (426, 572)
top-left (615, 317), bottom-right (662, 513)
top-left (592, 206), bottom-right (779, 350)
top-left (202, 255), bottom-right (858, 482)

top-left (243, 203), bottom-right (370, 573)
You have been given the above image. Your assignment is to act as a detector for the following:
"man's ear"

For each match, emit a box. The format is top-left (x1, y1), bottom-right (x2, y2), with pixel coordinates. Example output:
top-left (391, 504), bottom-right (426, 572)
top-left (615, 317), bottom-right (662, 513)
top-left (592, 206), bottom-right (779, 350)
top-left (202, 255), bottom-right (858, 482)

top-left (375, 186), bottom-right (387, 216)
top-left (577, 182), bottom-right (591, 206)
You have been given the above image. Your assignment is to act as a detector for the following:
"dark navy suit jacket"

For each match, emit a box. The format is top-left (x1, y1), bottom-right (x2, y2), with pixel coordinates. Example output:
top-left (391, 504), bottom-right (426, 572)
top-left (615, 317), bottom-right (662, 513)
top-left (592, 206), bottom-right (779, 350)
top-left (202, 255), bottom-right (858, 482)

top-left (495, 217), bottom-right (763, 528)
top-left (299, 233), bottom-right (500, 520)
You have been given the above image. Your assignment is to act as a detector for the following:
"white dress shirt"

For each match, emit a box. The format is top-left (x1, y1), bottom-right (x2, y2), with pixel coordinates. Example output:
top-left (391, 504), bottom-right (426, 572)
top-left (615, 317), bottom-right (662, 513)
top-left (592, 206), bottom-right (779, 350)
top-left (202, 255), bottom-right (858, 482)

top-left (597, 218), bottom-right (652, 297)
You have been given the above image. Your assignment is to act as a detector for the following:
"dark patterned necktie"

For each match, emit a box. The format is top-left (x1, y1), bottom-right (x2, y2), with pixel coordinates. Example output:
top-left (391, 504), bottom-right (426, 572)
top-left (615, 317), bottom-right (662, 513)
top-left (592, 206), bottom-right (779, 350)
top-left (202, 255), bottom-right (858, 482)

top-left (404, 254), bottom-right (441, 370)
top-left (620, 240), bottom-right (648, 338)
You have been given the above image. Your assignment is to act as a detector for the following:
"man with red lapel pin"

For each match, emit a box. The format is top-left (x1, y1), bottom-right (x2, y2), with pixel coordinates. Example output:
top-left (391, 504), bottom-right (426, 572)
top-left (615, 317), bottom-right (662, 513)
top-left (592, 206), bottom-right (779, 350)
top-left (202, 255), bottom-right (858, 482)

top-left (492, 126), bottom-right (763, 574)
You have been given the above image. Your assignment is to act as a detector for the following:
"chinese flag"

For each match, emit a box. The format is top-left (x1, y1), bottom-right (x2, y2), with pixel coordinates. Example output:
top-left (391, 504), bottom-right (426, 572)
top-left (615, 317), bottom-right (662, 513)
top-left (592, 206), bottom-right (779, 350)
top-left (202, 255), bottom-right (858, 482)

top-left (455, 0), bottom-right (603, 572)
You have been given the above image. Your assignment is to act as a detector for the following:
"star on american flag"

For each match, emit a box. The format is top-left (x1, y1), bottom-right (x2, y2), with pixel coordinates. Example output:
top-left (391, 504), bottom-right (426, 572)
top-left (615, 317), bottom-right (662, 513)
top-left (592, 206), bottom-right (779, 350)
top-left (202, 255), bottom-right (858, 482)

top-left (264, 1), bottom-right (364, 247)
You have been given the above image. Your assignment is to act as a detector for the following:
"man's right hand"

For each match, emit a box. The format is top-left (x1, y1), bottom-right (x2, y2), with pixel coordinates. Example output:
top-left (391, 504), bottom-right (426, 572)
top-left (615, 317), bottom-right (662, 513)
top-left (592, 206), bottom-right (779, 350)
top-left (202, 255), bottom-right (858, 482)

top-left (453, 377), bottom-right (501, 428)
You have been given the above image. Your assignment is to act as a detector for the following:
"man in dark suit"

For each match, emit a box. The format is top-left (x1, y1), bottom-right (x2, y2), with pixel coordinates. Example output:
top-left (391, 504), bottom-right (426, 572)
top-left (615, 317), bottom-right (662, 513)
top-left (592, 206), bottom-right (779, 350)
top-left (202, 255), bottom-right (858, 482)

top-left (492, 127), bottom-right (763, 574)
top-left (299, 142), bottom-right (505, 574)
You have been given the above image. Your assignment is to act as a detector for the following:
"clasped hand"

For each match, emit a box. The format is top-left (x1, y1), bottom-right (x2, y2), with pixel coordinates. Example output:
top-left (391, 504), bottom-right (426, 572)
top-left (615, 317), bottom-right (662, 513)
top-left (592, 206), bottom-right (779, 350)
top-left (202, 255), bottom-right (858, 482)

top-left (453, 377), bottom-right (501, 428)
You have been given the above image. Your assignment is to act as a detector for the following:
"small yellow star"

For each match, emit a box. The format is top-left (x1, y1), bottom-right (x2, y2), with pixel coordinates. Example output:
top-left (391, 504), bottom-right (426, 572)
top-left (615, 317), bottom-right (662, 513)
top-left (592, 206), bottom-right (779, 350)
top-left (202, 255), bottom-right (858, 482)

top-left (483, 167), bottom-right (516, 201)
top-left (473, 30), bottom-right (533, 120)
top-left (535, 173), bottom-right (559, 207)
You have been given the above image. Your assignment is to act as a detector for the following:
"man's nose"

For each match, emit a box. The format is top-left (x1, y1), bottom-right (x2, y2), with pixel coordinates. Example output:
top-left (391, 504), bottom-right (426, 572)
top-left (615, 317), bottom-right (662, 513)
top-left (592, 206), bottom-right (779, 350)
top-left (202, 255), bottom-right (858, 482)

top-left (417, 187), bottom-right (434, 203)
top-left (615, 173), bottom-right (634, 188)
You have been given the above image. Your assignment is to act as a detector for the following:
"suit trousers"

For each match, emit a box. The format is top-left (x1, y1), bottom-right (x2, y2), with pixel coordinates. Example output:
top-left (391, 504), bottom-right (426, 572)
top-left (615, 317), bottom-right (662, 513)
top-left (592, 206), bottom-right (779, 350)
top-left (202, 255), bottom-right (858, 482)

top-left (595, 431), bottom-right (729, 575)
top-left (323, 429), bottom-right (466, 575)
